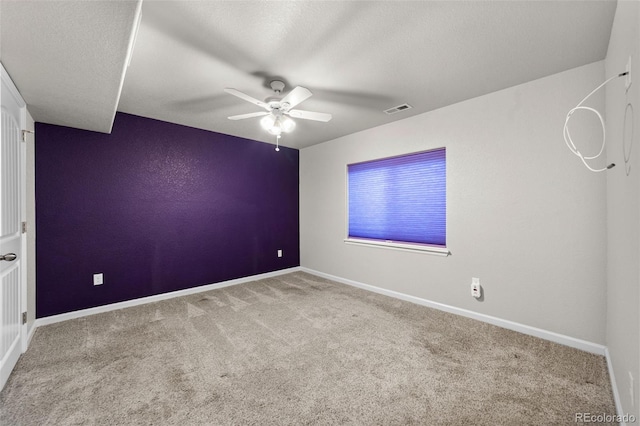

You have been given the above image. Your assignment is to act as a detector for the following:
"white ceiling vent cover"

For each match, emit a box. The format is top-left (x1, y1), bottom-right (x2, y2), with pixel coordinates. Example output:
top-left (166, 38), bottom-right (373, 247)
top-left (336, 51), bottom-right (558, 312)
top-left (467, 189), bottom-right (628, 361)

top-left (384, 104), bottom-right (413, 115)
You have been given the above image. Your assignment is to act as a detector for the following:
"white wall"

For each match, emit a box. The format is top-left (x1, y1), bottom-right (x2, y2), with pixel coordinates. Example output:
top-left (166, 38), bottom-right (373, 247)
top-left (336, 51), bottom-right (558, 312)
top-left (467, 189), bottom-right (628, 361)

top-left (301, 61), bottom-right (607, 344)
top-left (605, 0), bottom-right (640, 418)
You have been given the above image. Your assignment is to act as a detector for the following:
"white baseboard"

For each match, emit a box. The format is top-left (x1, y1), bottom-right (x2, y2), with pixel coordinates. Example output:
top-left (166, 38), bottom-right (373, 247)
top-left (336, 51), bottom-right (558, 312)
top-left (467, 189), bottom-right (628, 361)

top-left (300, 267), bottom-right (606, 356)
top-left (605, 347), bottom-right (626, 423)
top-left (26, 321), bottom-right (37, 346)
top-left (34, 267), bottom-right (302, 328)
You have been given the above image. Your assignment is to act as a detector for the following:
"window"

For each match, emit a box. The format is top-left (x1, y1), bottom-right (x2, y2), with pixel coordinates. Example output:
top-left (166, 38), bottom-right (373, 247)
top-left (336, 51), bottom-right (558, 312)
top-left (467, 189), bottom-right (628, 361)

top-left (346, 148), bottom-right (447, 255)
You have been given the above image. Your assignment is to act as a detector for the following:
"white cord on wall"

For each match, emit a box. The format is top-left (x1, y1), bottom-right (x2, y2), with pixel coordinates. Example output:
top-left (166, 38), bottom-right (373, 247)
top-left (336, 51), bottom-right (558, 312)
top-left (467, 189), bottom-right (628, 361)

top-left (563, 72), bottom-right (628, 172)
top-left (623, 103), bottom-right (634, 176)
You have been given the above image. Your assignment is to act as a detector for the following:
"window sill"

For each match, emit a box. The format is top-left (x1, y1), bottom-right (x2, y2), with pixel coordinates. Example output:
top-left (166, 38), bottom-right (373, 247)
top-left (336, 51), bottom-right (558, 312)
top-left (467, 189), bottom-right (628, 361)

top-left (344, 238), bottom-right (450, 256)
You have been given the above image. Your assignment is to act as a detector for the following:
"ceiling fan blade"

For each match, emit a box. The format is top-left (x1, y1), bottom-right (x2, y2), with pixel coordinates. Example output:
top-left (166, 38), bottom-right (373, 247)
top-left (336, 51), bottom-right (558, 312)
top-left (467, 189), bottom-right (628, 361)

top-left (224, 88), bottom-right (268, 109)
top-left (281, 86), bottom-right (312, 109)
top-left (228, 111), bottom-right (269, 120)
top-left (288, 109), bottom-right (332, 122)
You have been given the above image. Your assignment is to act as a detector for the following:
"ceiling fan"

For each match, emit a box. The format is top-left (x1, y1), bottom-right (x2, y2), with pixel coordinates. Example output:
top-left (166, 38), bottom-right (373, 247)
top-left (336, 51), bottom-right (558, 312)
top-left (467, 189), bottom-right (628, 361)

top-left (224, 80), bottom-right (332, 137)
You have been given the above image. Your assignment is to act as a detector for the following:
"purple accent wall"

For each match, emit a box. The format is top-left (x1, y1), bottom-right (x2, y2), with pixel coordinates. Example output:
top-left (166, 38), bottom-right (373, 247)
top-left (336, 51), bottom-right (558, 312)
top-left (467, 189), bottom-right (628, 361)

top-left (35, 113), bottom-right (299, 318)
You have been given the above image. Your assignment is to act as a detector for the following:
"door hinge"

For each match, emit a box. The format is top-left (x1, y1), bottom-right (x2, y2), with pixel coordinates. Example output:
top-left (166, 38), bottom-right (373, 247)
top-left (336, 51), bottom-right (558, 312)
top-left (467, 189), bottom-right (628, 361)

top-left (21, 129), bottom-right (34, 142)
top-left (22, 312), bottom-right (27, 324)
top-left (21, 221), bottom-right (27, 234)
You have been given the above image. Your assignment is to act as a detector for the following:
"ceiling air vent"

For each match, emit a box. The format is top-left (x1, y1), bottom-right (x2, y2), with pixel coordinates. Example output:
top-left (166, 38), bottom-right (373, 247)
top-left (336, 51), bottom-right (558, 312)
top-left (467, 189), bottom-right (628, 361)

top-left (384, 103), bottom-right (413, 115)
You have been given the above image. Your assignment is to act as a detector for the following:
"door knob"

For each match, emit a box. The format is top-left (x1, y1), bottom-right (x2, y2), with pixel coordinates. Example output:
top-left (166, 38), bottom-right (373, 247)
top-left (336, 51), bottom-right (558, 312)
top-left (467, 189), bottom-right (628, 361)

top-left (0, 253), bottom-right (17, 261)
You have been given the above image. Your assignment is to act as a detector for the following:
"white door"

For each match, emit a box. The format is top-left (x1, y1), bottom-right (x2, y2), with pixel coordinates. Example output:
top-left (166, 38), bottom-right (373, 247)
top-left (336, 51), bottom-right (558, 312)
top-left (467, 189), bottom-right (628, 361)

top-left (0, 64), bottom-right (25, 391)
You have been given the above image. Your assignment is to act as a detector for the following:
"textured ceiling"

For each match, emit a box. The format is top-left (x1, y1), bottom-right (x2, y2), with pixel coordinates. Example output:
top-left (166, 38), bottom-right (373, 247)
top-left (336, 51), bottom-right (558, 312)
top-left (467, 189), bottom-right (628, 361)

top-left (0, 0), bottom-right (141, 133)
top-left (1, 1), bottom-right (617, 149)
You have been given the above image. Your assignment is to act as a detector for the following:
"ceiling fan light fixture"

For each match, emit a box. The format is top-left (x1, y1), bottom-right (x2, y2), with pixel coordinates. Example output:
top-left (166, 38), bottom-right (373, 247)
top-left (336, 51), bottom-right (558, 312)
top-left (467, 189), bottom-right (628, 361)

top-left (268, 127), bottom-right (282, 136)
top-left (260, 114), bottom-right (276, 131)
top-left (262, 115), bottom-right (294, 136)
top-left (267, 117), bottom-right (283, 135)
top-left (281, 115), bottom-right (296, 133)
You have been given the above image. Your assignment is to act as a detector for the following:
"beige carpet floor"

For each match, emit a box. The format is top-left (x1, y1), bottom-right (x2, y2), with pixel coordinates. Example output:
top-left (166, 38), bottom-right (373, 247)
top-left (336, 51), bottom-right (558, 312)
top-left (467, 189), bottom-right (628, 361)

top-left (1, 272), bottom-right (615, 425)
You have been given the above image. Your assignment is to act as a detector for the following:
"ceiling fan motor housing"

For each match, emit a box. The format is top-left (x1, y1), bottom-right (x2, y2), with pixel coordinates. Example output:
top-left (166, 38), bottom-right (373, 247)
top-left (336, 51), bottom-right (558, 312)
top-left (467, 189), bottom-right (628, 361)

top-left (270, 80), bottom-right (286, 93)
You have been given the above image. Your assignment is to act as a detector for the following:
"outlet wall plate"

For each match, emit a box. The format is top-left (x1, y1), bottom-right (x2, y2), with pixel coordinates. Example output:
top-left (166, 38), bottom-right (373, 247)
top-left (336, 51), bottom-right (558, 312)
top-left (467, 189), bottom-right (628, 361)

top-left (471, 277), bottom-right (481, 298)
top-left (93, 273), bottom-right (103, 286)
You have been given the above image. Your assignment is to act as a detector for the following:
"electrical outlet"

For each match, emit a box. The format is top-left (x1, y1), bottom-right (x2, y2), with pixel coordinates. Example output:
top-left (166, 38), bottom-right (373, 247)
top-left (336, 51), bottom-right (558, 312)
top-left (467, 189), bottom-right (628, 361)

top-left (471, 278), bottom-right (481, 298)
top-left (93, 273), bottom-right (103, 286)
top-left (277, 249), bottom-right (282, 258)
top-left (626, 56), bottom-right (632, 91)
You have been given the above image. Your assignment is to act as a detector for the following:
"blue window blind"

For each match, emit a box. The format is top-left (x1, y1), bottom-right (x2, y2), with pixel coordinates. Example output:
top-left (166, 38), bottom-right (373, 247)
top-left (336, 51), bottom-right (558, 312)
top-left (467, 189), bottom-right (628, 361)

top-left (348, 148), bottom-right (446, 246)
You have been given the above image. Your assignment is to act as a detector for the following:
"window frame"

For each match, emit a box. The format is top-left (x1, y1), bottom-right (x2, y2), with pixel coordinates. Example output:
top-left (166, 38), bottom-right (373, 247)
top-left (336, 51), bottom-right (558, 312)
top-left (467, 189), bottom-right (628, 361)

top-left (344, 148), bottom-right (449, 257)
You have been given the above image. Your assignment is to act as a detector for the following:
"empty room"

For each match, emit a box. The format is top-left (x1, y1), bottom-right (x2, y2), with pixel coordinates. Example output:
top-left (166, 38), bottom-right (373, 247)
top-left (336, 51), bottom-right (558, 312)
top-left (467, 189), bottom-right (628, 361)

top-left (0, 0), bottom-right (638, 424)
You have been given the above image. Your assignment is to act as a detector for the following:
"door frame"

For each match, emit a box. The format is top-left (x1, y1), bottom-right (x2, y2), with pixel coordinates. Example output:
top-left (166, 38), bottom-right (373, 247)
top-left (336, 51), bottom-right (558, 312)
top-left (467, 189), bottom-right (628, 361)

top-left (1, 62), bottom-right (28, 356)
